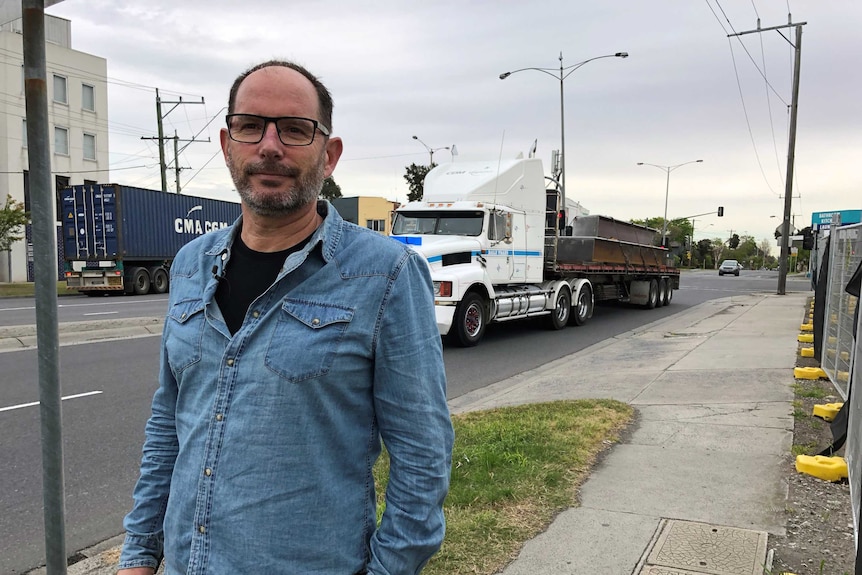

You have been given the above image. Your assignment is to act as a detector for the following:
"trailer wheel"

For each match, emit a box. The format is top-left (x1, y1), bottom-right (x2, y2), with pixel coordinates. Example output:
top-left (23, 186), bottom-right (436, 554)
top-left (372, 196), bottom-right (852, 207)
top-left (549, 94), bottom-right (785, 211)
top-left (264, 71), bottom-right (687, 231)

top-left (644, 279), bottom-right (659, 309)
top-left (449, 292), bottom-right (486, 347)
top-left (150, 267), bottom-right (169, 294)
top-left (130, 267), bottom-right (151, 295)
top-left (545, 287), bottom-right (571, 330)
top-left (570, 285), bottom-right (593, 326)
top-left (658, 278), bottom-right (669, 306)
top-left (666, 282), bottom-right (674, 305)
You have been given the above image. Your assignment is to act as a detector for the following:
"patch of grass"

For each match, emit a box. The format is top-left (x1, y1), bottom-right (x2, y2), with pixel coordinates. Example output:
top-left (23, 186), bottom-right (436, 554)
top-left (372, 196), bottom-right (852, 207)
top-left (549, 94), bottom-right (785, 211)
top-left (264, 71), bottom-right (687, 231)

top-left (374, 399), bottom-right (634, 575)
top-left (792, 382), bottom-right (830, 399)
top-left (0, 281), bottom-right (71, 298)
top-left (792, 442), bottom-right (818, 456)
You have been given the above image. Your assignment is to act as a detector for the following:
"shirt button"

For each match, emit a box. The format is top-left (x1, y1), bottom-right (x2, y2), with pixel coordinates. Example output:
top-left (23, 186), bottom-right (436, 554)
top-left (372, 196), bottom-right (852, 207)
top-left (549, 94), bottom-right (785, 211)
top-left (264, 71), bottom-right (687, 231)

top-left (204, 468), bottom-right (212, 476)
top-left (181, 313), bottom-right (187, 319)
top-left (198, 525), bottom-right (206, 534)
top-left (252, 310), bottom-right (260, 318)
top-left (215, 414), bottom-right (224, 421)
top-left (226, 358), bottom-right (235, 366)
top-left (311, 318), bottom-right (320, 326)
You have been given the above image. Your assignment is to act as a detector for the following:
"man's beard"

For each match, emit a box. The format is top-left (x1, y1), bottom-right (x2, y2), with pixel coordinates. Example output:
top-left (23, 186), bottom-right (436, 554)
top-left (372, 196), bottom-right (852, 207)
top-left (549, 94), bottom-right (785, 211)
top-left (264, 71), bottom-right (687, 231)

top-left (227, 149), bottom-right (325, 217)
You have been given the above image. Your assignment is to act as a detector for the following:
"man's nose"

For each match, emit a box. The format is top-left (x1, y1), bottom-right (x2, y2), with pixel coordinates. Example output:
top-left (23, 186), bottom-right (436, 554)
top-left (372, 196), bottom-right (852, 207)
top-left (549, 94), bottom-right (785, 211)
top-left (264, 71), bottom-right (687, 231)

top-left (258, 121), bottom-right (285, 155)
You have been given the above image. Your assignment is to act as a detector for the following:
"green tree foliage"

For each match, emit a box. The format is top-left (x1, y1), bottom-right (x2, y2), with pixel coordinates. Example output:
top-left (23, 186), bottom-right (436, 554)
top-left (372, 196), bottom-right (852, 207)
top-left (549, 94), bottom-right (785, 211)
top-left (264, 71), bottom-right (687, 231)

top-left (404, 163), bottom-right (435, 202)
top-left (0, 194), bottom-right (29, 252)
top-left (629, 217), bottom-right (693, 247)
top-left (320, 176), bottom-right (342, 201)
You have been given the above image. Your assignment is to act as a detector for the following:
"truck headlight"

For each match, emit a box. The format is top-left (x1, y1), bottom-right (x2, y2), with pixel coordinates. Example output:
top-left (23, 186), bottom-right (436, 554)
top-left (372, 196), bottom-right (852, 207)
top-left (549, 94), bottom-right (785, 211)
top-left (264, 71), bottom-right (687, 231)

top-left (433, 281), bottom-right (452, 297)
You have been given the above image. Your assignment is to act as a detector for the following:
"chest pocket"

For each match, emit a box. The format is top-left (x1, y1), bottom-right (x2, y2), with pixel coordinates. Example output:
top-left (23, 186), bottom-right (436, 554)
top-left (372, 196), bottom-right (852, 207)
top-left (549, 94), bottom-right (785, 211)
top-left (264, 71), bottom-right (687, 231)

top-left (265, 300), bottom-right (354, 383)
top-left (165, 298), bottom-right (206, 375)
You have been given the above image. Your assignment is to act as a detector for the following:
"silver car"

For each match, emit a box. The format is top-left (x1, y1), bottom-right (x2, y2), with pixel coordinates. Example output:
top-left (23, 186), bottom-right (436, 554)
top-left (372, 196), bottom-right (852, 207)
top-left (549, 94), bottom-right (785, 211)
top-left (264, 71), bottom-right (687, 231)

top-left (718, 259), bottom-right (740, 276)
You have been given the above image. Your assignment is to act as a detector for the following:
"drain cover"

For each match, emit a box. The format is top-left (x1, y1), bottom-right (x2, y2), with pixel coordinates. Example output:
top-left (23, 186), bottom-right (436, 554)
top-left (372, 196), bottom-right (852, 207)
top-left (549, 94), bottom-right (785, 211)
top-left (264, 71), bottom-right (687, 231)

top-left (643, 520), bottom-right (768, 575)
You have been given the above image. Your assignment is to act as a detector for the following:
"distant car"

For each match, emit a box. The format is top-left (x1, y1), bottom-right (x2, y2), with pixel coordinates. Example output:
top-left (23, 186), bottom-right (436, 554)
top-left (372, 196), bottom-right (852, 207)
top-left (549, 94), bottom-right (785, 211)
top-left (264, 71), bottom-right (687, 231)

top-left (718, 259), bottom-right (740, 276)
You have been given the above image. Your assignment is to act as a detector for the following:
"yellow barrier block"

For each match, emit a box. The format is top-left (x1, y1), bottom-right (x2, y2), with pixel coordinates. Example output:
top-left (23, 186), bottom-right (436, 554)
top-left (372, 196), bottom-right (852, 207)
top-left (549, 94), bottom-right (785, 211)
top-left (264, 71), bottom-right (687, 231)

top-left (813, 403), bottom-right (843, 421)
top-left (795, 455), bottom-right (848, 482)
top-left (828, 336), bottom-right (837, 345)
top-left (826, 349), bottom-right (836, 359)
top-left (799, 323), bottom-right (813, 331)
top-left (797, 333), bottom-right (814, 343)
top-left (840, 351), bottom-right (850, 362)
top-left (838, 371), bottom-right (850, 382)
top-left (794, 366), bottom-right (827, 379)
top-left (800, 347), bottom-right (814, 358)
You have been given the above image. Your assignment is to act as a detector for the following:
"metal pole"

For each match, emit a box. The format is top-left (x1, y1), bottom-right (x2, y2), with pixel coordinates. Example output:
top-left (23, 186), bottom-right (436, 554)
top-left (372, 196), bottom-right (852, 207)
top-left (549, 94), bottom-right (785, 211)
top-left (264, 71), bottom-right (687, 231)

top-left (559, 52), bottom-right (567, 215)
top-left (156, 88), bottom-right (167, 193)
top-left (777, 24), bottom-right (802, 295)
top-left (174, 130), bottom-right (180, 193)
top-left (661, 167), bottom-right (670, 248)
top-left (22, 1), bottom-right (67, 573)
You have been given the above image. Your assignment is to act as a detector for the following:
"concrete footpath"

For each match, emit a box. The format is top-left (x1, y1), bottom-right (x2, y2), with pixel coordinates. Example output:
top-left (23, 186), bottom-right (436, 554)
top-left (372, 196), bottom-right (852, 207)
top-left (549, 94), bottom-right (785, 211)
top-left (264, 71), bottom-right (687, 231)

top-left (28, 290), bottom-right (808, 575)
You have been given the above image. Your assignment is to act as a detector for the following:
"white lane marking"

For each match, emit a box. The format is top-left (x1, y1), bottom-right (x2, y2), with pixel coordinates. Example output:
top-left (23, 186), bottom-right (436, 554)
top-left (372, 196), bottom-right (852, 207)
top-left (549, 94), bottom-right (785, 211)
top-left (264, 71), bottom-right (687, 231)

top-left (0, 297), bottom-right (169, 313)
top-left (0, 390), bottom-right (103, 413)
top-left (82, 311), bottom-right (119, 316)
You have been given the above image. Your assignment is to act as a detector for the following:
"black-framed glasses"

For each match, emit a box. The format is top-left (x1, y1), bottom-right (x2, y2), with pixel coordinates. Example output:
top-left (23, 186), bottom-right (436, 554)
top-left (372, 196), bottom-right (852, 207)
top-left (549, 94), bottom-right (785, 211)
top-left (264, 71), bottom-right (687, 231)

top-left (225, 114), bottom-right (330, 146)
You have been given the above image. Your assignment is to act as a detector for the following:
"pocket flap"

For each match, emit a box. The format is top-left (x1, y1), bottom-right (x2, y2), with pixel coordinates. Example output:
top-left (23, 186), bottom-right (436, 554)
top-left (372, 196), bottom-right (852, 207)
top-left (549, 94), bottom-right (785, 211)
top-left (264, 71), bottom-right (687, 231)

top-left (281, 300), bottom-right (354, 329)
top-left (168, 298), bottom-right (206, 324)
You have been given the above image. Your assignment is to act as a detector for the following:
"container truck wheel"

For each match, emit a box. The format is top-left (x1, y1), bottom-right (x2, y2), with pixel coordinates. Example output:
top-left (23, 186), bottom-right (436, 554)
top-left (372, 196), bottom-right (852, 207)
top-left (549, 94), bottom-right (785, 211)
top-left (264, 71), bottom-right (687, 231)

top-left (449, 292), bottom-right (486, 347)
top-left (666, 282), bottom-right (674, 305)
top-left (150, 267), bottom-right (169, 294)
top-left (644, 279), bottom-right (659, 309)
top-left (130, 267), bottom-right (151, 295)
top-left (545, 288), bottom-right (571, 330)
top-left (570, 285), bottom-right (593, 326)
top-left (658, 278), bottom-right (669, 306)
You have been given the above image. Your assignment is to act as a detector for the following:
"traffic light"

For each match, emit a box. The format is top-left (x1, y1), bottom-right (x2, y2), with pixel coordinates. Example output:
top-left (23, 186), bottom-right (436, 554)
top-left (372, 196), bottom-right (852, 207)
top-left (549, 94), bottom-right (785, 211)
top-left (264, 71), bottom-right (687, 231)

top-left (717, 206), bottom-right (724, 217)
top-left (801, 226), bottom-right (814, 250)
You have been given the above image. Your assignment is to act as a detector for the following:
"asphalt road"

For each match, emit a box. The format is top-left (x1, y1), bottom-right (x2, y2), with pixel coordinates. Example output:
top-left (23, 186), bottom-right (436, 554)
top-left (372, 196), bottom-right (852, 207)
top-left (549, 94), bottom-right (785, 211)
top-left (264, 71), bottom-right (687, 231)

top-left (0, 269), bottom-right (813, 574)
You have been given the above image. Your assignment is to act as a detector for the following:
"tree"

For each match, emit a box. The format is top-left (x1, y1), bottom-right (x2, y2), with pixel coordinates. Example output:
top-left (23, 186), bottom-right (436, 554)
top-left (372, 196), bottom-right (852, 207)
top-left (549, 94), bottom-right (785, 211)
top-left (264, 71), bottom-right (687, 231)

top-left (728, 233), bottom-right (740, 249)
top-left (0, 194), bottom-right (30, 281)
top-left (320, 176), bottom-right (342, 201)
top-left (630, 217), bottom-right (693, 247)
top-left (404, 163), bottom-right (435, 202)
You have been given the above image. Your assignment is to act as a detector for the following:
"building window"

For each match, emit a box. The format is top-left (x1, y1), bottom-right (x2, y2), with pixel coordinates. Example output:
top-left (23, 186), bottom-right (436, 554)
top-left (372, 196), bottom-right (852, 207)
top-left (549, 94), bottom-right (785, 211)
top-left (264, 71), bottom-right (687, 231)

top-left (82, 83), bottom-right (95, 111)
top-left (54, 126), bottom-right (69, 155)
top-left (83, 133), bottom-right (96, 160)
top-left (22, 119), bottom-right (27, 148)
top-left (53, 74), bottom-right (67, 104)
top-left (366, 219), bottom-right (386, 233)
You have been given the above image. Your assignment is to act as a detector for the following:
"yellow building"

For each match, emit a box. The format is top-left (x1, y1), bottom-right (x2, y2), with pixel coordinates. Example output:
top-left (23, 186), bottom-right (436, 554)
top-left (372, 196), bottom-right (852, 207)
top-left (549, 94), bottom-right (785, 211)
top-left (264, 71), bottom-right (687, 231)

top-left (331, 196), bottom-right (399, 235)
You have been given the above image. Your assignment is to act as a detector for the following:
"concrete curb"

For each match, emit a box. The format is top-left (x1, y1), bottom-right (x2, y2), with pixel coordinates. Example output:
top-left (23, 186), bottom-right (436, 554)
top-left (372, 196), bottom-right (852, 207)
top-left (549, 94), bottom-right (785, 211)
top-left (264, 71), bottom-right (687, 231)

top-left (0, 317), bottom-right (164, 351)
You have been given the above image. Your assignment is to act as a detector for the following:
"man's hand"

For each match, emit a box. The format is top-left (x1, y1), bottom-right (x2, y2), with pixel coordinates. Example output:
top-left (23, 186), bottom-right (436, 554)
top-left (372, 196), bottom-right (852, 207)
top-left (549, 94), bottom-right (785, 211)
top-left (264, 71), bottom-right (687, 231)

top-left (117, 568), bottom-right (155, 575)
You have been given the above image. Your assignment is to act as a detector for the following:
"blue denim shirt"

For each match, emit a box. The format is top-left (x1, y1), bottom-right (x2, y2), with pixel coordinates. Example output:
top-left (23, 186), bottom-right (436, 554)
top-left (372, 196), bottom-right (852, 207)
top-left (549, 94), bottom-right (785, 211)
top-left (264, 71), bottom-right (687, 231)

top-left (119, 202), bottom-right (454, 575)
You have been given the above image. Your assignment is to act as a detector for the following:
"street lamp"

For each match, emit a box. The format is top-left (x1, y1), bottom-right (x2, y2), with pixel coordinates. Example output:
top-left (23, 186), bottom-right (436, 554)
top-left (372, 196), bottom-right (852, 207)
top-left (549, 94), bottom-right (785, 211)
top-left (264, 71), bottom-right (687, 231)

top-left (412, 135), bottom-right (450, 166)
top-left (499, 51), bottom-right (628, 212)
top-left (637, 159), bottom-right (703, 248)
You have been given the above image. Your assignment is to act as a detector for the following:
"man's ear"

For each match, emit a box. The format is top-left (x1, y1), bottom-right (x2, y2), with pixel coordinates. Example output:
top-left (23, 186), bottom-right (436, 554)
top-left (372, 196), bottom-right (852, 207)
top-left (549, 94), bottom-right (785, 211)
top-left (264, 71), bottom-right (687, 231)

top-left (323, 137), bottom-right (344, 178)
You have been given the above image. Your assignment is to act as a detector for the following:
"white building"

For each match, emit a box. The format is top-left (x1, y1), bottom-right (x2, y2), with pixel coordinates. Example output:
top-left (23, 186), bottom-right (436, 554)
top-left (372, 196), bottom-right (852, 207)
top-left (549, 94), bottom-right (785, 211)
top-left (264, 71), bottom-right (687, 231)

top-left (0, 15), bottom-right (108, 281)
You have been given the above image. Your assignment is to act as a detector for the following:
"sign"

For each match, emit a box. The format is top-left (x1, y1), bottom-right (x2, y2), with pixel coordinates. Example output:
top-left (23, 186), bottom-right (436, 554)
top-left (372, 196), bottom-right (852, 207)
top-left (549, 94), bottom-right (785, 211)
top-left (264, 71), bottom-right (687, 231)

top-left (811, 209), bottom-right (862, 229)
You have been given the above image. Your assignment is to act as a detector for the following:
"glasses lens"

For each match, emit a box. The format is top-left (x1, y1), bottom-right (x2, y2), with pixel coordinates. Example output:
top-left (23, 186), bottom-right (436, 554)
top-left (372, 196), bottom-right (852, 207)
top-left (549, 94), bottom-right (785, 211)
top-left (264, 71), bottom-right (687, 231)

top-left (228, 115), bottom-right (265, 143)
top-left (275, 118), bottom-right (316, 145)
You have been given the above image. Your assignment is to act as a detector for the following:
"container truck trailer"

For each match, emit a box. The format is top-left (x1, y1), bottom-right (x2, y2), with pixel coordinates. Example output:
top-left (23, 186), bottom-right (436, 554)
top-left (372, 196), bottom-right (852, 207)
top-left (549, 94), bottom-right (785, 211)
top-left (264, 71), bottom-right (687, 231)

top-left (61, 184), bottom-right (240, 295)
top-left (390, 158), bottom-right (679, 346)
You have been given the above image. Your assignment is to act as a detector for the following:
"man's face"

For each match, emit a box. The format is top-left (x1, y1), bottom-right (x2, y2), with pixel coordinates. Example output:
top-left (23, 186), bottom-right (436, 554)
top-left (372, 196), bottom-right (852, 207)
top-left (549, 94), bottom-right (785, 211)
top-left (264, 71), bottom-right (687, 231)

top-left (220, 67), bottom-right (341, 217)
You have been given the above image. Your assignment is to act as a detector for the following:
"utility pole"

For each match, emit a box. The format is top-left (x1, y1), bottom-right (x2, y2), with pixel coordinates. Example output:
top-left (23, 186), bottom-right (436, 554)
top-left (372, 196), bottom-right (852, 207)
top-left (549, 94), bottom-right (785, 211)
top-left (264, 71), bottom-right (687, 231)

top-left (730, 17), bottom-right (806, 295)
top-left (171, 130), bottom-right (199, 194)
top-left (142, 88), bottom-right (206, 193)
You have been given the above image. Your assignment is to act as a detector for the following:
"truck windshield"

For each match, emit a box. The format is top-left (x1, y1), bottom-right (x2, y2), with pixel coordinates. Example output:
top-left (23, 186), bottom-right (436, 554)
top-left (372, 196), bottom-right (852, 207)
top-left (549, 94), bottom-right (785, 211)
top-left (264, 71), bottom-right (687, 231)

top-left (392, 211), bottom-right (484, 236)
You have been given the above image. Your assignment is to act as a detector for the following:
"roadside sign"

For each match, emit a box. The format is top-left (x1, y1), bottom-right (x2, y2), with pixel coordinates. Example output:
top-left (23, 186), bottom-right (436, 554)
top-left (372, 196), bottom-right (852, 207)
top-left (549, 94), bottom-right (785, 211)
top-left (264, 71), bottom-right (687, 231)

top-left (811, 209), bottom-right (862, 230)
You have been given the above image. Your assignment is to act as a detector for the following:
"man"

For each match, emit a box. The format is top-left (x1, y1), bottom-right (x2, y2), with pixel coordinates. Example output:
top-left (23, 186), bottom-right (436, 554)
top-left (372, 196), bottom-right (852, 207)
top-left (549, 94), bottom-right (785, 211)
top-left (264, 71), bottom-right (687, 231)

top-left (117, 60), bottom-right (454, 575)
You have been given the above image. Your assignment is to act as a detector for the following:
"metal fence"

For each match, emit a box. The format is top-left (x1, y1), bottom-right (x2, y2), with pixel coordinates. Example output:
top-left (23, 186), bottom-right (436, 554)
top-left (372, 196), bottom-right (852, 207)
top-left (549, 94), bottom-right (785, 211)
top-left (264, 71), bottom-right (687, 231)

top-left (821, 221), bottom-right (861, 398)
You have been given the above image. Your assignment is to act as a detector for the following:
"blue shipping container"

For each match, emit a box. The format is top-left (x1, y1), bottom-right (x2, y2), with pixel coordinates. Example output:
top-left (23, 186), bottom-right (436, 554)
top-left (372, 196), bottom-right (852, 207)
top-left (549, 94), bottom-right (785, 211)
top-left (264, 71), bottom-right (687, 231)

top-left (62, 184), bottom-right (241, 261)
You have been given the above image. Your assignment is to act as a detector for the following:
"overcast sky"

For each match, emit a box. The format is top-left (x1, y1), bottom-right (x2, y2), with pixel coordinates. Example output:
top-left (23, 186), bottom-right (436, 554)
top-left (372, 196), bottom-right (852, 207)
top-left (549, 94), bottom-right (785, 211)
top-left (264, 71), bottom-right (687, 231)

top-left (45, 0), bottom-right (861, 248)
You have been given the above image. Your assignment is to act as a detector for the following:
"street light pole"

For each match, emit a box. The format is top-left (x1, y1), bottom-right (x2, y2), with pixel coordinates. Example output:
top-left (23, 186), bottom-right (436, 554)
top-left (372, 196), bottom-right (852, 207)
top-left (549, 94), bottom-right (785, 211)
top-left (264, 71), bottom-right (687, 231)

top-left (412, 135), bottom-right (450, 166)
top-left (637, 159), bottom-right (703, 248)
top-left (499, 51), bottom-right (628, 213)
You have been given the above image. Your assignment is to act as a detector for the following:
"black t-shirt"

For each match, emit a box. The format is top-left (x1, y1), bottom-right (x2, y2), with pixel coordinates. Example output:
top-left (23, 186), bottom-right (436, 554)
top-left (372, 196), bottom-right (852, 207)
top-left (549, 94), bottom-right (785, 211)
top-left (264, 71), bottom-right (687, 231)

top-left (215, 233), bottom-right (311, 335)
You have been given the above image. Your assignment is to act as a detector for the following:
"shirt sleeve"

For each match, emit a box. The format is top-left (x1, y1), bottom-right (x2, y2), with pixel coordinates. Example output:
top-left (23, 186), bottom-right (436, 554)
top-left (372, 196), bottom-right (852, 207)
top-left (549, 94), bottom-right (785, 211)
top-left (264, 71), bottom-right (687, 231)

top-left (368, 250), bottom-right (455, 575)
top-left (117, 329), bottom-right (180, 570)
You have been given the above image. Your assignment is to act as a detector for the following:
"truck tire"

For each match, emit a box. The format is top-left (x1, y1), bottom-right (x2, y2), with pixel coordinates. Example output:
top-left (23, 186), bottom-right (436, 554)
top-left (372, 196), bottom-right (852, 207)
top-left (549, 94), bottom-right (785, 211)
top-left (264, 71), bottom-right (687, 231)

top-left (449, 292), bottom-right (486, 347)
top-left (569, 285), bottom-right (593, 326)
top-left (130, 267), bottom-right (151, 295)
top-left (662, 279), bottom-right (673, 306)
top-left (659, 278), bottom-right (669, 306)
top-left (150, 266), bottom-right (169, 294)
top-left (644, 279), bottom-right (659, 309)
top-left (545, 287), bottom-right (571, 330)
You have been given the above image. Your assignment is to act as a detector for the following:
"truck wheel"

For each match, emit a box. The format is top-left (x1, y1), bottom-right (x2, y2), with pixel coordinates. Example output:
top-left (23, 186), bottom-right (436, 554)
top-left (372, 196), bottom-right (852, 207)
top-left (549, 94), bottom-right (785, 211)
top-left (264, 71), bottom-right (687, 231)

top-left (130, 267), bottom-right (151, 295)
top-left (570, 285), bottom-right (593, 326)
top-left (449, 292), bottom-right (486, 347)
top-left (150, 267), bottom-right (169, 294)
top-left (644, 279), bottom-right (659, 309)
top-left (545, 288), bottom-right (570, 330)
top-left (663, 279), bottom-right (673, 306)
top-left (659, 278), bottom-right (669, 306)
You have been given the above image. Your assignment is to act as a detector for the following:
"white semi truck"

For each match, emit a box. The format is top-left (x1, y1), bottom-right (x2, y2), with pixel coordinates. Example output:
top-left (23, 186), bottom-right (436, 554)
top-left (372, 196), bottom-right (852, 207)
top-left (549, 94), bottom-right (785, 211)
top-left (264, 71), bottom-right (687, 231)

top-left (390, 158), bottom-right (679, 346)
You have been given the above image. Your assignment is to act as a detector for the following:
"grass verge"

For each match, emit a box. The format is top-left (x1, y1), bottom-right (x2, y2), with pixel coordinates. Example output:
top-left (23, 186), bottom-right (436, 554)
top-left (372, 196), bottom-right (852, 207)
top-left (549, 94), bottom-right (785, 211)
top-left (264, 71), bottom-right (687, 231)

top-left (0, 281), bottom-right (72, 297)
top-left (374, 399), bottom-right (634, 575)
